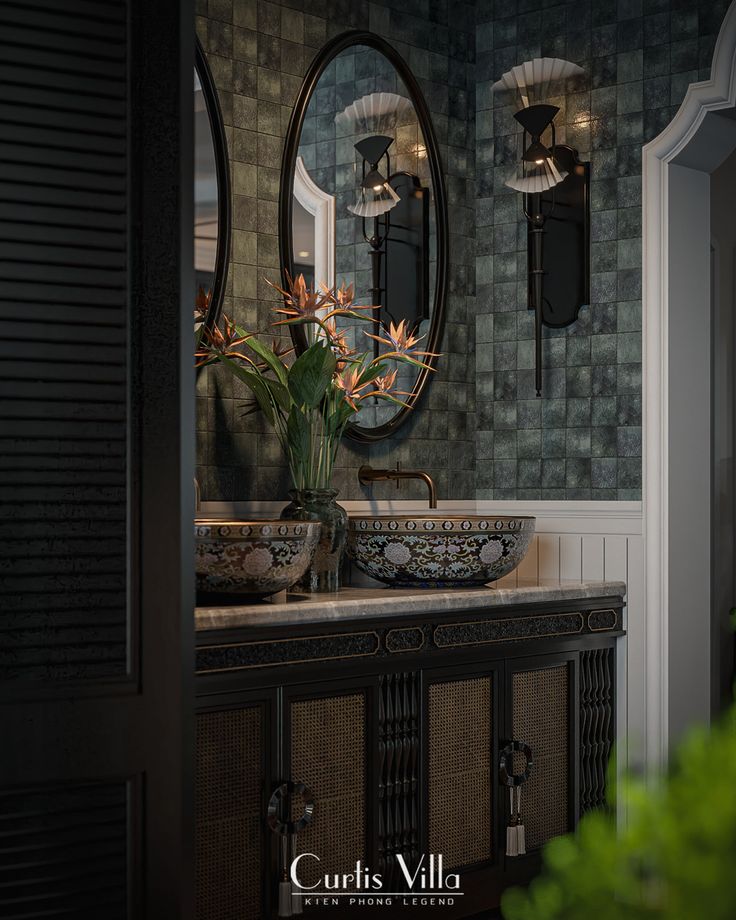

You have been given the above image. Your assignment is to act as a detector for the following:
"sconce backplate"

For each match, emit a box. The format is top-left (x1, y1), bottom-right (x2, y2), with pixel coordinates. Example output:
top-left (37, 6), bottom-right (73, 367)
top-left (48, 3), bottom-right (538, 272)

top-left (527, 144), bottom-right (590, 328)
top-left (382, 171), bottom-right (430, 331)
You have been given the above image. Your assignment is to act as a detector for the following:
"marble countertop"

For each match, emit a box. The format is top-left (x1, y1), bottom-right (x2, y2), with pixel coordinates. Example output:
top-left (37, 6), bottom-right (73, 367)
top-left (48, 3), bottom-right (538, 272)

top-left (195, 579), bottom-right (626, 632)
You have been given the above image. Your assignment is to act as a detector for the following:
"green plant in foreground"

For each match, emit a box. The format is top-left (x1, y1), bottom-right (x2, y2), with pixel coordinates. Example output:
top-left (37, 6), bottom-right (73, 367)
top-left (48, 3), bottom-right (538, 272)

top-left (502, 703), bottom-right (736, 920)
top-left (195, 274), bottom-right (434, 490)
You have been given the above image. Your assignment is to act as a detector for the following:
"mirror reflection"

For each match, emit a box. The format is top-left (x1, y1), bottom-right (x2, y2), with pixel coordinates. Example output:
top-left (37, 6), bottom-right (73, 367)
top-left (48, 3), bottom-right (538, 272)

top-left (194, 67), bottom-right (218, 300)
top-left (290, 43), bottom-right (439, 432)
top-left (194, 40), bottom-right (230, 331)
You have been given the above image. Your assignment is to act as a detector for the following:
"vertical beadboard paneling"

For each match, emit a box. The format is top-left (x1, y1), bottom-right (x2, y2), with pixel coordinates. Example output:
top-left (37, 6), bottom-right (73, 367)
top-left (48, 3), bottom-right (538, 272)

top-left (603, 536), bottom-right (628, 583)
top-left (537, 534), bottom-right (561, 581)
top-left (516, 534), bottom-right (539, 583)
top-left (624, 536), bottom-right (646, 766)
top-left (478, 502), bottom-right (643, 770)
top-left (559, 535), bottom-right (583, 581)
top-left (602, 535), bottom-right (630, 770)
top-left (495, 568), bottom-right (518, 588)
top-left (581, 536), bottom-right (605, 581)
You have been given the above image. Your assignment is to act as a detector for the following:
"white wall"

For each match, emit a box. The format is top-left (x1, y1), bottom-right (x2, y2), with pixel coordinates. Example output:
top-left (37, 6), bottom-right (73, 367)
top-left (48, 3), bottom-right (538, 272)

top-left (710, 147), bottom-right (736, 710)
top-left (642, 4), bottom-right (736, 766)
top-left (666, 163), bottom-right (713, 744)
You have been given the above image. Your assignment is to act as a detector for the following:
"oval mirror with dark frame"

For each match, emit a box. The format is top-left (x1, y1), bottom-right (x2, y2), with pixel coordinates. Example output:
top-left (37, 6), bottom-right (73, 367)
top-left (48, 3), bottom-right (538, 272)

top-left (194, 38), bottom-right (230, 332)
top-left (279, 31), bottom-right (448, 443)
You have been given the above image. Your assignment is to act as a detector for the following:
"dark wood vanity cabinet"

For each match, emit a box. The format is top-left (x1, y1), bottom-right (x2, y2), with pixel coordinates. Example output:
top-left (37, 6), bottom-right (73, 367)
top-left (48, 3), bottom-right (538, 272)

top-left (194, 594), bottom-right (622, 919)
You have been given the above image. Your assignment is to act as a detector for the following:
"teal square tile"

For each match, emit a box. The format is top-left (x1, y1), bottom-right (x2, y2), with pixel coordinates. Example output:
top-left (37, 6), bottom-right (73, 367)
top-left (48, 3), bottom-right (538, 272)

top-left (542, 459), bottom-right (566, 488)
top-left (617, 331), bottom-right (642, 364)
top-left (518, 429), bottom-right (542, 458)
top-left (542, 428), bottom-right (567, 458)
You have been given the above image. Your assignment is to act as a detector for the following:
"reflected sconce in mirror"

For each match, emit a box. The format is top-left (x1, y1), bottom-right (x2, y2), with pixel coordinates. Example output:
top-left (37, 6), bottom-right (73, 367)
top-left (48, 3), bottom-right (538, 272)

top-left (349, 134), bottom-right (400, 218)
top-left (349, 134), bottom-right (400, 357)
top-left (279, 32), bottom-right (448, 442)
top-left (494, 58), bottom-right (590, 396)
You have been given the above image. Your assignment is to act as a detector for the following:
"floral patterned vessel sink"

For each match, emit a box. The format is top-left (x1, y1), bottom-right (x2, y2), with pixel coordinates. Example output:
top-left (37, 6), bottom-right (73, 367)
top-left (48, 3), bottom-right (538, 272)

top-left (347, 515), bottom-right (535, 588)
top-left (195, 520), bottom-right (321, 597)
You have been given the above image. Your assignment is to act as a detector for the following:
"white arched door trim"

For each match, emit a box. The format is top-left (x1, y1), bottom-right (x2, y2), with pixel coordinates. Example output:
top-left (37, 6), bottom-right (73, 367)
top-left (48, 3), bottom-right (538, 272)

top-left (643, 0), bottom-right (736, 770)
top-left (293, 155), bottom-right (335, 290)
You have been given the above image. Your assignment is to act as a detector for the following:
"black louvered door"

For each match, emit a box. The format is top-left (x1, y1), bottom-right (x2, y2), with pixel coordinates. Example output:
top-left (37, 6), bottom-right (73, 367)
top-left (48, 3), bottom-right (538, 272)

top-left (0, 1), bottom-right (194, 917)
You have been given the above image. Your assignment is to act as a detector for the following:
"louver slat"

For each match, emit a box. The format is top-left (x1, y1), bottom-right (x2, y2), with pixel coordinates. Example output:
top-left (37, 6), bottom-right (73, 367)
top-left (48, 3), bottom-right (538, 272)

top-left (0, 1), bottom-right (129, 682)
top-left (0, 783), bottom-right (128, 919)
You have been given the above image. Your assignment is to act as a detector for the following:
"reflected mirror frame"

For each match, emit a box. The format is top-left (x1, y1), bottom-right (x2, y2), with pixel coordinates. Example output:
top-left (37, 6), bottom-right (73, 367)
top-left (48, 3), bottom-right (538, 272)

top-left (278, 30), bottom-right (449, 444)
top-left (195, 36), bottom-right (231, 333)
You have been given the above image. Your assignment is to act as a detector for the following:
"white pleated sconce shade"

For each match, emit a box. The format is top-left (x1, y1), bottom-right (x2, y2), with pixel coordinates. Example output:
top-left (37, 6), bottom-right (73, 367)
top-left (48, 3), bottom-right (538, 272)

top-left (505, 159), bottom-right (568, 193)
top-left (347, 182), bottom-right (400, 218)
top-left (492, 57), bottom-right (584, 108)
top-left (335, 92), bottom-right (413, 133)
top-left (494, 59), bottom-right (584, 194)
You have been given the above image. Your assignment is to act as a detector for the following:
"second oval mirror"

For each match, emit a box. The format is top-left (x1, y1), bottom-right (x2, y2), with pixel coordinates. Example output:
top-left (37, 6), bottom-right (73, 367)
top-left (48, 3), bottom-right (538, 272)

top-left (279, 31), bottom-right (448, 442)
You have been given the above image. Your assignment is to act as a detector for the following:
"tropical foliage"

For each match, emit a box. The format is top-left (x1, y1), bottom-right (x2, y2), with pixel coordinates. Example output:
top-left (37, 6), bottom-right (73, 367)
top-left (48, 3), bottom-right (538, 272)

top-left (195, 274), bottom-right (435, 490)
top-left (502, 701), bottom-right (736, 920)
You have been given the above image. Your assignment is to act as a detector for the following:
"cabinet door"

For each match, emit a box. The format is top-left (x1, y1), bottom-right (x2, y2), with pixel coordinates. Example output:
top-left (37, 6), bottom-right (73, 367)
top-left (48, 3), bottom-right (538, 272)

top-left (195, 696), bottom-right (272, 920)
top-left (423, 666), bottom-right (500, 872)
top-left (282, 682), bottom-right (371, 890)
top-left (505, 654), bottom-right (576, 853)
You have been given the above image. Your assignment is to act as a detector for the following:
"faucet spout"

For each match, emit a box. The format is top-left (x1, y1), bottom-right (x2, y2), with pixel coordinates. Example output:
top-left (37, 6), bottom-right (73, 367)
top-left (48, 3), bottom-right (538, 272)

top-left (358, 464), bottom-right (438, 509)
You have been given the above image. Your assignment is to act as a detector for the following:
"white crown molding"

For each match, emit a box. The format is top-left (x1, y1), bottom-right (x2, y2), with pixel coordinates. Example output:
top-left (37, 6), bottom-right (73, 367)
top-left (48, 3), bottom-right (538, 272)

top-left (477, 500), bottom-right (642, 534)
top-left (476, 499), bottom-right (642, 518)
top-left (200, 498), bottom-right (479, 518)
top-left (642, 0), bottom-right (736, 771)
top-left (200, 498), bottom-right (642, 533)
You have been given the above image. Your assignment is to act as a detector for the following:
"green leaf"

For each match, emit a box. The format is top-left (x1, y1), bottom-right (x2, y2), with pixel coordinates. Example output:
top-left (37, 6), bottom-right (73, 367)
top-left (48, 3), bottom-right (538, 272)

top-left (329, 308), bottom-right (379, 323)
top-left (390, 353), bottom-right (432, 370)
top-left (325, 399), bottom-right (356, 437)
top-left (237, 327), bottom-right (289, 387)
top-left (286, 406), bottom-right (310, 464)
top-left (219, 352), bottom-right (291, 414)
top-left (288, 342), bottom-right (336, 408)
top-left (373, 392), bottom-right (410, 409)
top-left (218, 355), bottom-right (278, 424)
top-left (261, 375), bottom-right (291, 413)
top-left (357, 362), bottom-right (385, 387)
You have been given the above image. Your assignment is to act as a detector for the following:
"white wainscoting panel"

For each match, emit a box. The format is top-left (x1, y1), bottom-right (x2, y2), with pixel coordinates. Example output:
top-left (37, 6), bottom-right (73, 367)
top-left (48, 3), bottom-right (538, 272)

top-left (479, 501), bottom-right (645, 770)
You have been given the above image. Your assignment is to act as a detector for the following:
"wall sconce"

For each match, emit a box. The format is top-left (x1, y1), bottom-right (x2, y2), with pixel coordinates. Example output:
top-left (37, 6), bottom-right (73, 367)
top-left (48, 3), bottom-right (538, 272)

top-left (494, 58), bottom-right (590, 396)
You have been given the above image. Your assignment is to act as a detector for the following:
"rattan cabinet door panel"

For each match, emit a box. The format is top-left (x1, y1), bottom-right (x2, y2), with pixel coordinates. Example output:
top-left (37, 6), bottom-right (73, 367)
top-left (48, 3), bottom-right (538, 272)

top-left (427, 675), bottom-right (493, 870)
top-left (510, 661), bottom-right (571, 851)
top-left (196, 705), bottom-right (265, 920)
top-left (288, 691), bottom-right (367, 888)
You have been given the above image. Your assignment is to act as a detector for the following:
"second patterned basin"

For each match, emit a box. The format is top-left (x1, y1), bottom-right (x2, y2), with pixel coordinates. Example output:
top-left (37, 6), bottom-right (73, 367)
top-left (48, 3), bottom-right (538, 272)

top-left (347, 515), bottom-right (535, 588)
top-left (195, 520), bottom-right (321, 597)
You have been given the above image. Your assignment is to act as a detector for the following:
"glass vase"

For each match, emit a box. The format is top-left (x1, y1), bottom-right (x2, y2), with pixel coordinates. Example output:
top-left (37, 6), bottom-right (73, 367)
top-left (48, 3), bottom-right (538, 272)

top-left (280, 488), bottom-right (348, 592)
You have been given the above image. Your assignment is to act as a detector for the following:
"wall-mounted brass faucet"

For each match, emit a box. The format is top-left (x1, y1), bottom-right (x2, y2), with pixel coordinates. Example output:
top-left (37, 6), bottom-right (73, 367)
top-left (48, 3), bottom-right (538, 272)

top-left (358, 463), bottom-right (438, 509)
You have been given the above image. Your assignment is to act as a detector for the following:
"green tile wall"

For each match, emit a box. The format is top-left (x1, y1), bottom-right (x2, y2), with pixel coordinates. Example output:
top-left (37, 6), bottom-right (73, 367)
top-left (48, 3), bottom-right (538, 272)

top-left (474, 0), bottom-right (730, 499)
top-left (197, 0), bottom-right (731, 505)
